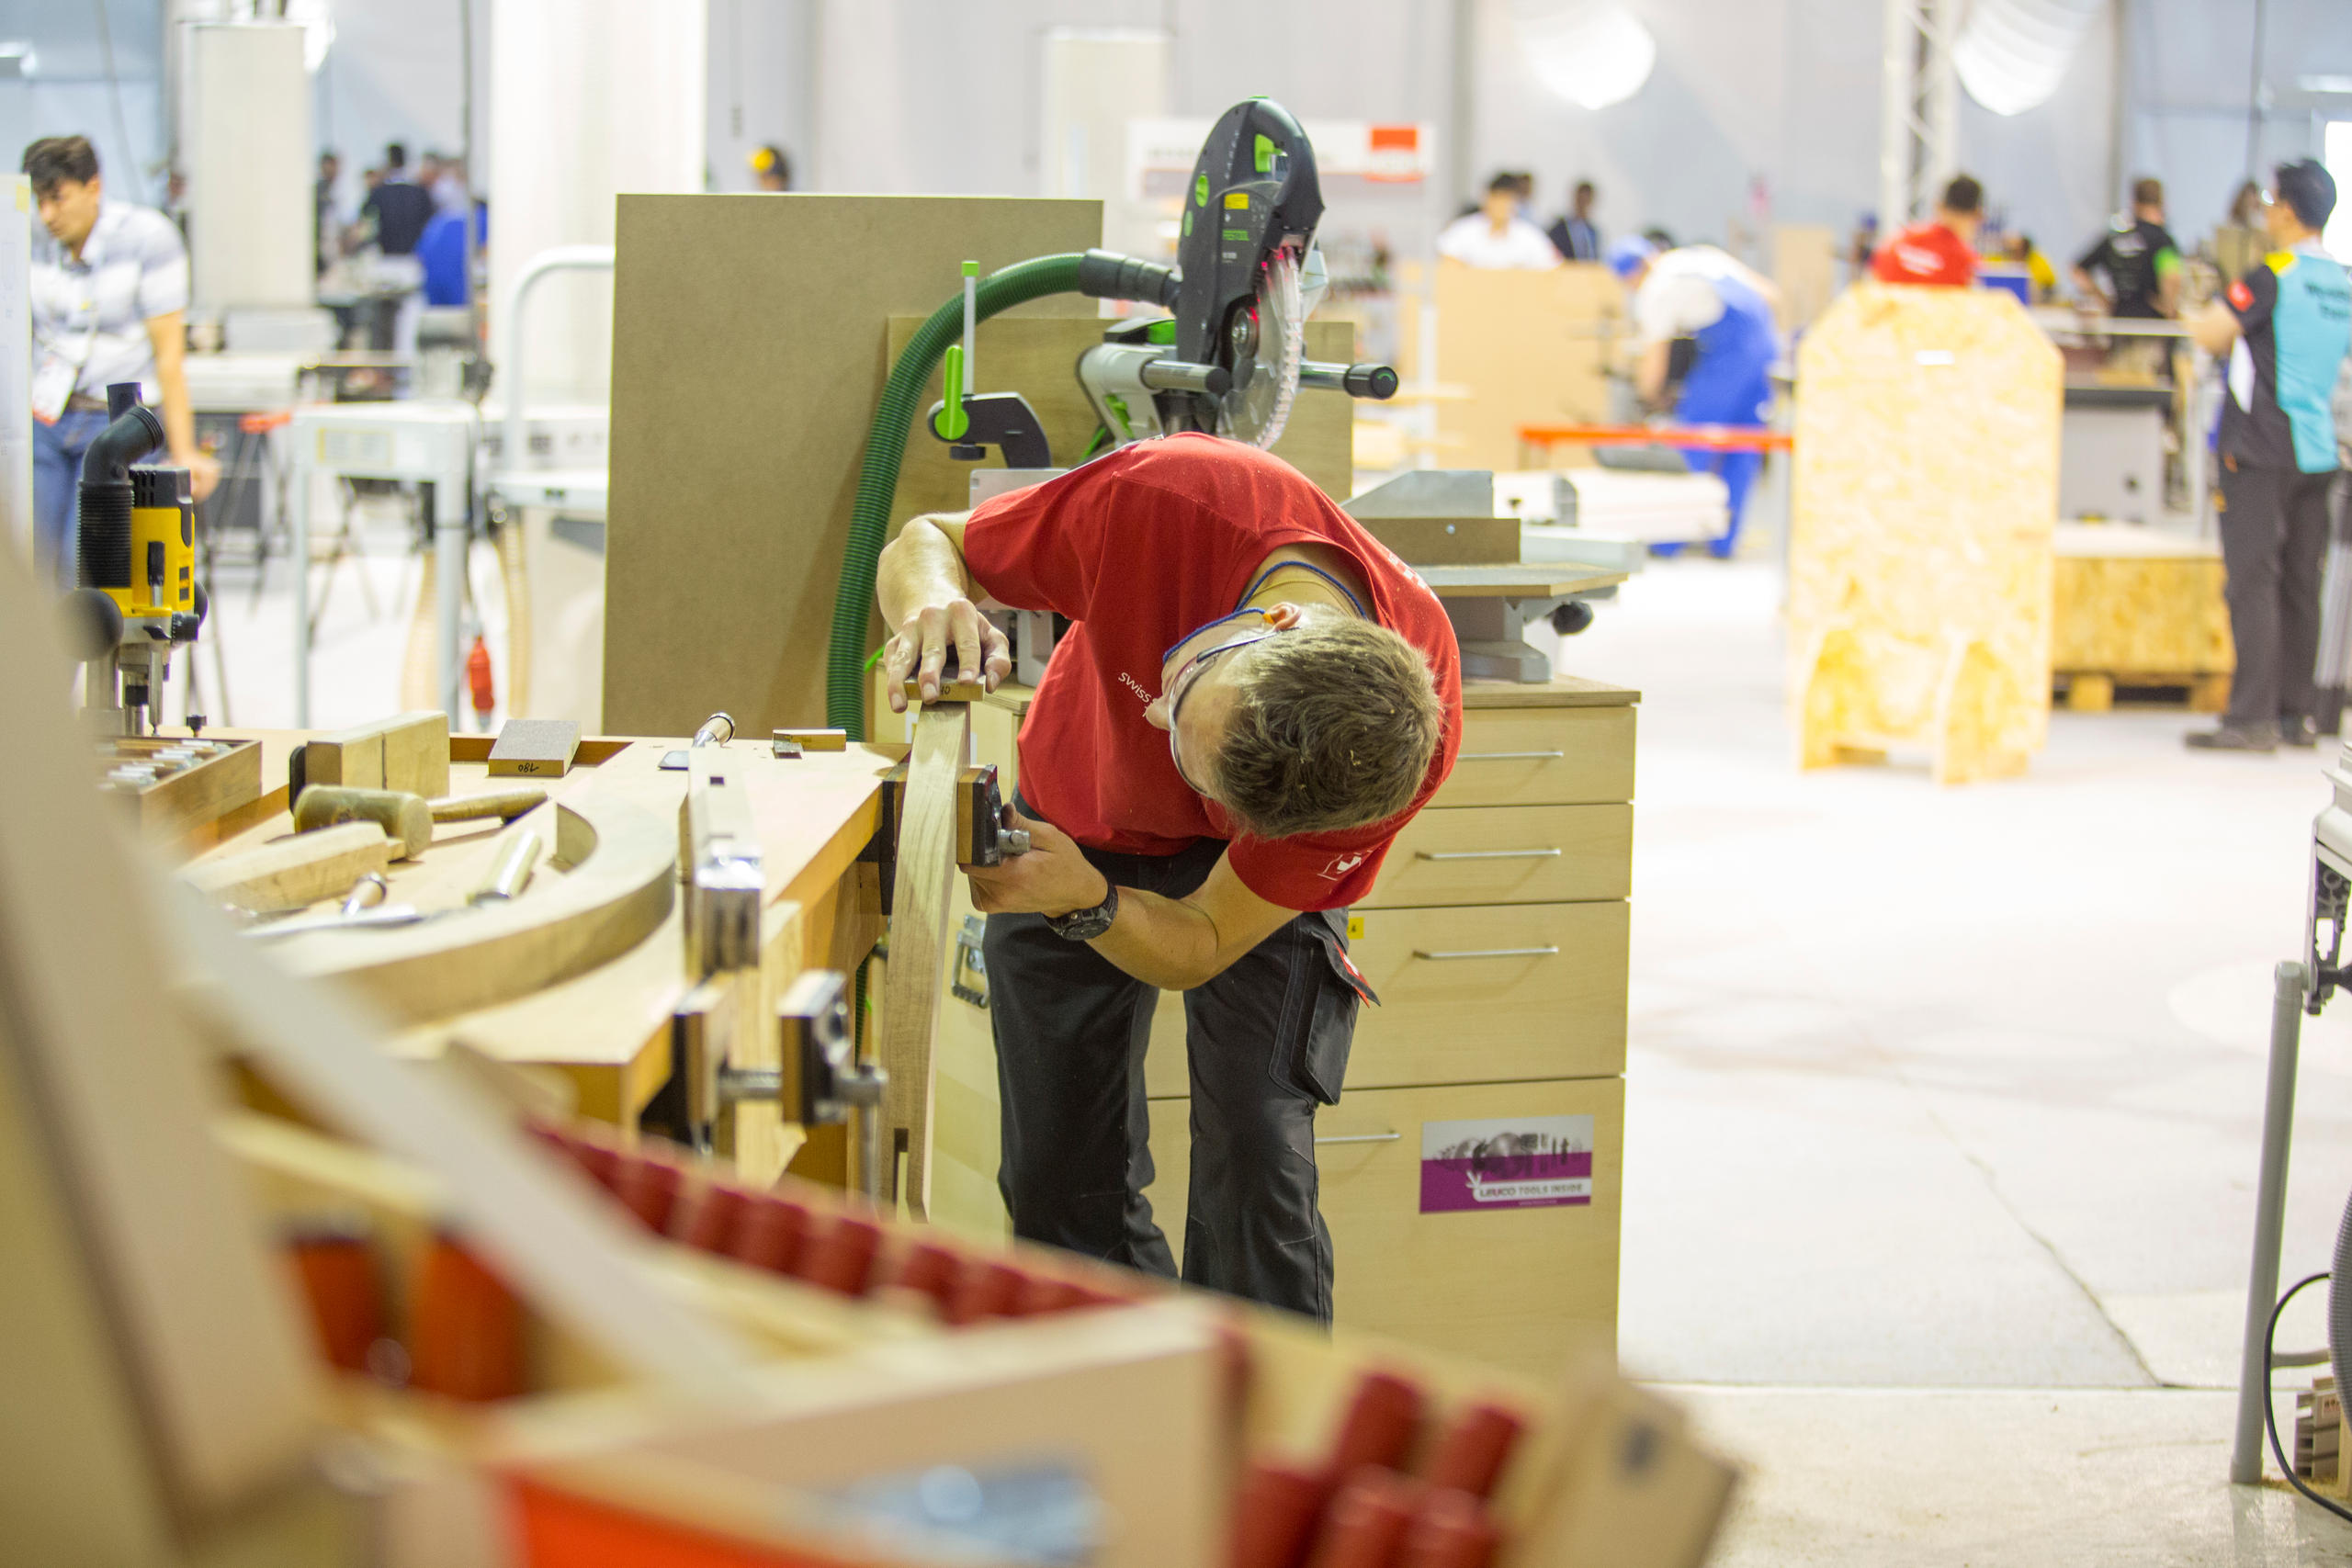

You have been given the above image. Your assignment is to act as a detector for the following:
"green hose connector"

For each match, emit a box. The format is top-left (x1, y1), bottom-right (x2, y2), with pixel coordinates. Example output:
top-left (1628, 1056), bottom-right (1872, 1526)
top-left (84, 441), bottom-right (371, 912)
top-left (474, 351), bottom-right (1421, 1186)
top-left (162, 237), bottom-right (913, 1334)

top-left (823, 253), bottom-right (1088, 739)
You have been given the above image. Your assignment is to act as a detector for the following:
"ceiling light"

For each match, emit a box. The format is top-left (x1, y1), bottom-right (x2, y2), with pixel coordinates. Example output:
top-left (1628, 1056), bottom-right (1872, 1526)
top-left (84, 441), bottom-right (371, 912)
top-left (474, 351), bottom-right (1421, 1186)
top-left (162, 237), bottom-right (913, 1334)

top-left (1510, 1), bottom-right (1657, 111)
top-left (1954, 0), bottom-right (2102, 117)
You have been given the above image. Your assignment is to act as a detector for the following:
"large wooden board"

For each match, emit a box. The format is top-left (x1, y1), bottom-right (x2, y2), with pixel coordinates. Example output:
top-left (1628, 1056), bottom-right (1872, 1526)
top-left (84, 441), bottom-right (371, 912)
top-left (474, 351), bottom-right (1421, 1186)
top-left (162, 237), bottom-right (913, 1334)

top-left (1432, 259), bottom-right (1622, 473)
top-left (879, 702), bottom-right (970, 1218)
top-left (603, 195), bottom-right (1103, 739)
top-left (882, 316), bottom-right (1356, 519)
top-left (1789, 286), bottom-right (2061, 784)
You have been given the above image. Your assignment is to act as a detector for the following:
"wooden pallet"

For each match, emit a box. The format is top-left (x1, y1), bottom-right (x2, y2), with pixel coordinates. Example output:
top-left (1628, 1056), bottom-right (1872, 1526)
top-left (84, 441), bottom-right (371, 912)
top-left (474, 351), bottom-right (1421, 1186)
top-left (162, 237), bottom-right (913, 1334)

top-left (2053, 671), bottom-right (2230, 713)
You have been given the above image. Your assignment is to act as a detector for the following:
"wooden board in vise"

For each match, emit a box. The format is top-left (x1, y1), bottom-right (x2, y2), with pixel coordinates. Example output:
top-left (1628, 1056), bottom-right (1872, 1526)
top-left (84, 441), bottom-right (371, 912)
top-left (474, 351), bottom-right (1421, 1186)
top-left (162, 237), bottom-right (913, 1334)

top-left (267, 788), bottom-right (677, 1025)
top-left (878, 701), bottom-right (971, 1218)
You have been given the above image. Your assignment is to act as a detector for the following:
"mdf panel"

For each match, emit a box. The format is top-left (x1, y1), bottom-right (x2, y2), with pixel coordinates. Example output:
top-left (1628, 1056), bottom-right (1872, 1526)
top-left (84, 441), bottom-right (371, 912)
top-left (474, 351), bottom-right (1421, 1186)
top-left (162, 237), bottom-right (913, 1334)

top-left (1432, 260), bottom-right (1623, 473)
top-left (604, 195), bottom-right (1102, 739)
top-left (1146, 1078), bottom-right (1623, 1379)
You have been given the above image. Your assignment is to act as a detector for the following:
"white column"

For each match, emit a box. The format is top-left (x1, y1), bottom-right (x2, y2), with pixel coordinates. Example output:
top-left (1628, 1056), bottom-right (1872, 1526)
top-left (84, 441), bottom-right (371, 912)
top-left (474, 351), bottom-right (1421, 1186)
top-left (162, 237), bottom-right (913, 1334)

top-left (489, 0), bottom-right (707, 410)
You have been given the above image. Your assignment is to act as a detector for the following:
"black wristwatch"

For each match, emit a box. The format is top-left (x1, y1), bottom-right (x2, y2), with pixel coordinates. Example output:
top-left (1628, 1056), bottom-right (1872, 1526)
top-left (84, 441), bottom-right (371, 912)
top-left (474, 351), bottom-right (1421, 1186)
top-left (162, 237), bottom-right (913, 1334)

top-left (1044, 880), bottom-right (1120, 941)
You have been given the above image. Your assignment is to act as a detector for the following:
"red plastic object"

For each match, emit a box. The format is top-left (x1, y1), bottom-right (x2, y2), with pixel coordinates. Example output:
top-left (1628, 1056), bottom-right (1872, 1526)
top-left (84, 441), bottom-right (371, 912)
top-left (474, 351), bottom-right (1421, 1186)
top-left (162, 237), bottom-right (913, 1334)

top-left (1515, 423), bottom-right (1793, 454)
top-left (409, 1237), bottom-right (526, 1402)
top-left (798, 1216), bottom-right (883, 1296)
top-left (1329, 1371), bottom-right (1427, 1476)
top-left (1399, 1491), bottom-right (1498, 1568)
top-left (614, 1156), bottom-right (684, 1233)
top-left (731, 1195), bottom-right (812, 1275)
top-left (285, 1231), bottom-right (382, 1372)
top-left (467, 634), bottom-right (496, 719)
top-left (1419, 1403), bottom-right (1523, 1500)
top-left (1308, 1468), bottom-right (1422, 1568)
top-left (945, 1259), bottom-right (1027, 1325)
top-left (892, 1241), bottom-right (961, 1308)
top-left (680, 1183), bottom-right (752, 1254)
top-left (1016, 1274), bottom-right (1088, 1315)
top-left (507, 1473), bottom-right (852, 1567)
top-left (1228, 1460), bottom-right (1331, 1568)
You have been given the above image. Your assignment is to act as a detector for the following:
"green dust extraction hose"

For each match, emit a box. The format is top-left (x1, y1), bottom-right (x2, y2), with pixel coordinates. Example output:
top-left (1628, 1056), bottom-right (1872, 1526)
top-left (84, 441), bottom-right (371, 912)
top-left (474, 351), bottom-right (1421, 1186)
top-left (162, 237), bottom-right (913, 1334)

top-left (824, 248), bottom-right (1179, 738)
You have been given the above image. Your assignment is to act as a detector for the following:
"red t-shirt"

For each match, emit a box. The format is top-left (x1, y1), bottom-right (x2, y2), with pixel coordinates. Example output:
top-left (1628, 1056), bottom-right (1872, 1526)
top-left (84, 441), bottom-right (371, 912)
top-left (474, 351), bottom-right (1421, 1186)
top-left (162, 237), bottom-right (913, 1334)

top-left (1871, 221), bottom-right (1977, 287)
top-left (961, 434), bottom-right (1463, 911)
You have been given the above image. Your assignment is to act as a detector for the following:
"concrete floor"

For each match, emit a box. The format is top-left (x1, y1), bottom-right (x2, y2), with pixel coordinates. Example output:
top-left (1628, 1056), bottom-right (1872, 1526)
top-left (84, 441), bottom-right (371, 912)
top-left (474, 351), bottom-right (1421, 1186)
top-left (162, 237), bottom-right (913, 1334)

top-left (194, 520), bottom-right (2352, 1561)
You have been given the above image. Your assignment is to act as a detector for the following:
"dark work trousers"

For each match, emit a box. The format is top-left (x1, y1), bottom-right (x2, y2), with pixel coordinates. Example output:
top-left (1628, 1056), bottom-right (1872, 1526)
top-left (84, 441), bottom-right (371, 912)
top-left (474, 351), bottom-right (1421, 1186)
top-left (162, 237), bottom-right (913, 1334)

top-left (983, 809), bottom-right (1363, 1323)
top-left (2218, 457), bottom-right (2338, 728)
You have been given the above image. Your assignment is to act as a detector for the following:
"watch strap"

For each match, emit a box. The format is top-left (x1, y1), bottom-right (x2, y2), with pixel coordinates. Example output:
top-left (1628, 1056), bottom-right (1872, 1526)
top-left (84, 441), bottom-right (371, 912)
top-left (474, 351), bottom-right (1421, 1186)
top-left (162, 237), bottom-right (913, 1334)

top-left (1044, 882), bottom-right (1119, 941)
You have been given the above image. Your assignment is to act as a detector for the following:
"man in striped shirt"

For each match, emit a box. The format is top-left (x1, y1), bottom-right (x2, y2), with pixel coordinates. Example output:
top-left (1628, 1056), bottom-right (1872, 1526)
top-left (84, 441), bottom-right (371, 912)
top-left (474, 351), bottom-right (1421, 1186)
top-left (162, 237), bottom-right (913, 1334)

top-left (24, 135), bottom-right (219, 592)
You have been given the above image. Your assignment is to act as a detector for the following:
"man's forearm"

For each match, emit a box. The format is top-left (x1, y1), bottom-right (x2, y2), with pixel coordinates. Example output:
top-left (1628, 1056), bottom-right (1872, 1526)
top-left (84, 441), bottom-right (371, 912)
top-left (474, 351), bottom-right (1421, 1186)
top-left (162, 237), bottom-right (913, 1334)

top-left (156, 361), bottom-right (198, 464)
top-left (1088, 882), bottom-right (1226, 990)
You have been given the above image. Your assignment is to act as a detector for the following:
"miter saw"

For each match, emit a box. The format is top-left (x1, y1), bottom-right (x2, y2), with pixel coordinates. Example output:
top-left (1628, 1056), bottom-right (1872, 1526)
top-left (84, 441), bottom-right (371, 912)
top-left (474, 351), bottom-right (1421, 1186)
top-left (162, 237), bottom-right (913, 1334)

top-left (1074, 98), bottom-right (1396, 450)
top-left (828, 99), bottom-right (1397, 735)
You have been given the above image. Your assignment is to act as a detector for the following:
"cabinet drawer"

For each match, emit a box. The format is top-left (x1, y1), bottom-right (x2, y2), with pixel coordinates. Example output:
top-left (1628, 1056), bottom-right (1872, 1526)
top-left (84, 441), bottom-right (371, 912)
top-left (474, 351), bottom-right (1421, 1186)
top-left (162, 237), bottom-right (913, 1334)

top-left (1433, 705), bottom-right (1635, 808)
top-left (1362, 804), bottom-right (1630, 908)
top-left (1143, 901), bottom-right (1628, 1096)
top-left (1143, 1078), bottom-right (1622, 1377)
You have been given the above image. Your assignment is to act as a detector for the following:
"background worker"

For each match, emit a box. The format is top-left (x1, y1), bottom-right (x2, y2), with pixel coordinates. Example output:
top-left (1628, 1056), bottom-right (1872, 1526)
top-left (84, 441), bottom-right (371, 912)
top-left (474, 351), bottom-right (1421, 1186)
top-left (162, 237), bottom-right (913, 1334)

top-left (751, 144), bottom-right (793, 192)
top-left (1611, 234), bottom-right (1783, 558)
top-left (2183, 160), bottom-right (2352, 753)
top-left (2074, 177), bottom-right (2181, 321)
top-left (1871, 174), bottom-right (1984, 286)
top-left (1438, 172), bottom-right (1562, 268)
top-left (24, 134), bottom-right (219, 594)
top-left (873, 434), bottom-right (1460, 1320)
top-left (1546, 179), bottom-right (1602, 262)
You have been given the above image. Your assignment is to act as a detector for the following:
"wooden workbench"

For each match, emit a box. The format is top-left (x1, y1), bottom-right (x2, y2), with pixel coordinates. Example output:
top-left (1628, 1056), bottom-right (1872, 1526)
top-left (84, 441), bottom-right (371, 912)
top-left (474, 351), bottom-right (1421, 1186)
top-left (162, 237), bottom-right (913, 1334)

top-left (186, 729), bottom-right (890, 1174)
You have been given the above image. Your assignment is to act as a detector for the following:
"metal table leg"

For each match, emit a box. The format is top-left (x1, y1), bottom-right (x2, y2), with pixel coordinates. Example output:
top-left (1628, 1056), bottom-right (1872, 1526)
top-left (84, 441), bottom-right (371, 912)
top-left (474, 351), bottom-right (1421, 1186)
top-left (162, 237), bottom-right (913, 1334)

top-left (2233, 960), bottom-right (2311, 1483)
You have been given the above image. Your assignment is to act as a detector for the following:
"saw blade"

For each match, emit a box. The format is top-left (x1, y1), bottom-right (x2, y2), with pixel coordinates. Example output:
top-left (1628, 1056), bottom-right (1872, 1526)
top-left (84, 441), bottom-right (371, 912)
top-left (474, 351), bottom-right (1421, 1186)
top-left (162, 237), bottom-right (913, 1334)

top-left (1218, 247), bottom-right (1306, 449)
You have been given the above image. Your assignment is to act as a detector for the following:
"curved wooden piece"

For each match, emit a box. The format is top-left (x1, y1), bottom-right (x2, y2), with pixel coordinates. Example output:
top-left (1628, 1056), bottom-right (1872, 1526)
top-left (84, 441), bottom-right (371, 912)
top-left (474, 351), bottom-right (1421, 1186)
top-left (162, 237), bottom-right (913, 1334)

top-left (272, 787), bottom-right (676, 1024)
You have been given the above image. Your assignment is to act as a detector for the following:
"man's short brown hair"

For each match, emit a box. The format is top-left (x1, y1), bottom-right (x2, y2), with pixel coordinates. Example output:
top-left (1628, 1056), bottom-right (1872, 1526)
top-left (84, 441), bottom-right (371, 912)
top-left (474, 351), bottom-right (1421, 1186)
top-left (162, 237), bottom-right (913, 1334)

top-left (2132, 176), bottom-right (2164, 210)
top-left (1212, 613), bottom-right (1443, 840)
top-left (22, 135), bottom-right (98, 197)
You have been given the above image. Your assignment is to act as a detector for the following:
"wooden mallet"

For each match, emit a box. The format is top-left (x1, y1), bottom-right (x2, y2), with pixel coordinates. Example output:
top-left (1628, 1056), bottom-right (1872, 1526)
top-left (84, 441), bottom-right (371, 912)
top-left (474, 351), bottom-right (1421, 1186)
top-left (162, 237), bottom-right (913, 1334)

top-left (292, 785), bottom-right (548, 861)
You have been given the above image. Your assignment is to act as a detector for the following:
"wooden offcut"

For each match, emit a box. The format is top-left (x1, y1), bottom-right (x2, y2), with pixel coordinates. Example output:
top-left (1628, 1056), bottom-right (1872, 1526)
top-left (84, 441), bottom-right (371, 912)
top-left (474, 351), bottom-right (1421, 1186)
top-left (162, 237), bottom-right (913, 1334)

top-left (1350, 513), bottom-right (1521, 565)
top-left (305, 709), bottom-right (450, 797)
top-left (878, 700), bottom-right (970, 1219)
top-left (487, 717), bottom-right (582, 778)
top-left (181, 820), bottom-right (393, 913)
top-left (1789, 285), bottom-right (2062, 784)
top-left (602, 194), bottom-right (1104, 739)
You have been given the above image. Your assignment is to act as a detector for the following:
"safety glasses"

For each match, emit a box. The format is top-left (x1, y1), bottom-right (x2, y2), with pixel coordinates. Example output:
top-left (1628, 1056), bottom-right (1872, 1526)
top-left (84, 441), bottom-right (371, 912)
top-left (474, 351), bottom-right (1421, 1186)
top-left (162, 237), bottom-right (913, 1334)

top-left (1161, 611), bottom-right (1279, 795)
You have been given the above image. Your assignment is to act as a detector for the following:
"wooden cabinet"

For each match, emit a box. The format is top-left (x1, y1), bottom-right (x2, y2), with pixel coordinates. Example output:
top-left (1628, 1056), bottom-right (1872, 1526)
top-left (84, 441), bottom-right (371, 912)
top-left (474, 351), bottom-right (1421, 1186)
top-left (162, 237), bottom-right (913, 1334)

top-left (1141, 1077), bottom-right (1623, 1371)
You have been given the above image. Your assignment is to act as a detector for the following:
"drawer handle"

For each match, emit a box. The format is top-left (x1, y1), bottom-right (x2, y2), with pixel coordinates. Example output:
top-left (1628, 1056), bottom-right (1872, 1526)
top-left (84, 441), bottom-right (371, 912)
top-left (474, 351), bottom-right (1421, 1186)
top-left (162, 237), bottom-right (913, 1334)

top-left (1415, 849), bottom-right (1563, 862)
top-left (1315, 1132), bottom-right (1403, 1145)
top-left (1413, 945), bottom-right (1561, 961)
top-left (1457, 750), bottom-right (1566, 761)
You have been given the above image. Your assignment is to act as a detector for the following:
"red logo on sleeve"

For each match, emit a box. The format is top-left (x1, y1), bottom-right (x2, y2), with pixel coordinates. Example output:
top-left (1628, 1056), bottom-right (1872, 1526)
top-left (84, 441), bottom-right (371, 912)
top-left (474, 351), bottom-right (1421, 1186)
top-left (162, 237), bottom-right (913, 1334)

top-left (2228, 278), bottom-right (2254, 311)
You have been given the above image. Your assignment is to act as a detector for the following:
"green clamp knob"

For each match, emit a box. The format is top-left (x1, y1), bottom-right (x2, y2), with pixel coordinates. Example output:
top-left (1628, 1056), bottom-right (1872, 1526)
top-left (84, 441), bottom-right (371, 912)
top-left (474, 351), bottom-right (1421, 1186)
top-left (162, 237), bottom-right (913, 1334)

top-left (941, 344), bottom-right (970, 440)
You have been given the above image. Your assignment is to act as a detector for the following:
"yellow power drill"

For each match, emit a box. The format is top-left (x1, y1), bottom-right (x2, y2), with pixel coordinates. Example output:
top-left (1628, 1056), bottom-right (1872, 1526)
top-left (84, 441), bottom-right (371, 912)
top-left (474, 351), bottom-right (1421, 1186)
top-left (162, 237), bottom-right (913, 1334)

top-left (63, 382), bottom-right (204, 737)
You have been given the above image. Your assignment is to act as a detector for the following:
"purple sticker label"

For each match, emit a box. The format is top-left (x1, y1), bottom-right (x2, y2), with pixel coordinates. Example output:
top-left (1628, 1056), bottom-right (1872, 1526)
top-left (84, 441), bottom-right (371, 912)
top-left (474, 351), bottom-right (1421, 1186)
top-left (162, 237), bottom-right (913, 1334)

top-left (1419, 1114), bottom-right (1594, 1213)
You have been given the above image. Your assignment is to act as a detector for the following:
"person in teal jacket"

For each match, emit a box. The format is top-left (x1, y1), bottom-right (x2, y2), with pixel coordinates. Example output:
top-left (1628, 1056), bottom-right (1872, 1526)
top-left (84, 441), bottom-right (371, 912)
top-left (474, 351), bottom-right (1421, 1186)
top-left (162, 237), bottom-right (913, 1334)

top-left (2186, 159), bottom-right (2352, 752)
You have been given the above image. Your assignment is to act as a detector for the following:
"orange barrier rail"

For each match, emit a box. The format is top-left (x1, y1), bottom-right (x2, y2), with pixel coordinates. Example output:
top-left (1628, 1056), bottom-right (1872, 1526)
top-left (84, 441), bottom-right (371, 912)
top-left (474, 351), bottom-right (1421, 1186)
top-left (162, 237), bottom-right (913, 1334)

top-left (1517, 423), bottom-right (1794, 456)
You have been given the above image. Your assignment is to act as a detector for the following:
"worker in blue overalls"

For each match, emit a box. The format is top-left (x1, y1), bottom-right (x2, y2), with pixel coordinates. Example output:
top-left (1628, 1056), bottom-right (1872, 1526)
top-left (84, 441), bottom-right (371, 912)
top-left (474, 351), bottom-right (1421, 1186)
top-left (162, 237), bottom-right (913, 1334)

top-left (1609, 236), bottom-right (1784, 558)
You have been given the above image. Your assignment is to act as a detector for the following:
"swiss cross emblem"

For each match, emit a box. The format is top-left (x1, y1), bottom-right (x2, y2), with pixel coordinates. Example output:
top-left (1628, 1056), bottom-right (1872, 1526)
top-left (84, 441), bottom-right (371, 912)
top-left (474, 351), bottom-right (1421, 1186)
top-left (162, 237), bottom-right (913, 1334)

top-left (1321, 852), bottom-right (1367, 880)
top-left (2229, 278), bottom-right (2254, 311)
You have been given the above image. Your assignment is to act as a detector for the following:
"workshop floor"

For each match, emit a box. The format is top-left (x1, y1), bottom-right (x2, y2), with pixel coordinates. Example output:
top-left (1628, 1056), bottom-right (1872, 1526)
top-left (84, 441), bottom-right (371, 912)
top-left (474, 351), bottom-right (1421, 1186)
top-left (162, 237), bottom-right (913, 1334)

top-left (1566, 558), bottom-right (2352, 1563)
top-left (195, 513), bottom-right (2352, 1562)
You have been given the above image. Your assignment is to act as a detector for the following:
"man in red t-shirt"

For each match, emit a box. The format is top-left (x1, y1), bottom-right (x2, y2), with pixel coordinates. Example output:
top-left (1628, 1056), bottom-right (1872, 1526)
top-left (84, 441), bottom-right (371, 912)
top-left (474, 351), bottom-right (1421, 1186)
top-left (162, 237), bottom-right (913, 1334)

top-left (1871, 173), bottom-right (1984, 287)
top-left (875, 434), bottom-right (1461, 1318)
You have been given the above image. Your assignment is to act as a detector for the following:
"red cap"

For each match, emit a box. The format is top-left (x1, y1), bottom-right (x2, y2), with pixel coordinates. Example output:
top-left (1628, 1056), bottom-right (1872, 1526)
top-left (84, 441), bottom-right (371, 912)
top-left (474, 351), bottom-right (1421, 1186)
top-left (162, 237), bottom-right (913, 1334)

top-left (1419, 1404), bottom-right (1522, 1500)
top-left (1329, 1371), bottom-right (1426, 1476)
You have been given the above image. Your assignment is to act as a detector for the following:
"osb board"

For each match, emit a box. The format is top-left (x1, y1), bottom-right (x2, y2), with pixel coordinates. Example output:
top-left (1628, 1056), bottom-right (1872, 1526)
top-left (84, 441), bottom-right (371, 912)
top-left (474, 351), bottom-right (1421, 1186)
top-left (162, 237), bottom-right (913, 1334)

top-left (2051, 533), bottom-right (2233, 675)
top-left (883, 317), bottom-right (1354, 522)
top-left (603, 195), bottom-right (1102, 739)
top-left (1432, 259), bottom-right (1620, 473)
top-left (1788, 285), bottom-right (2060, 783)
